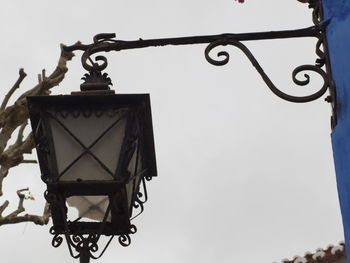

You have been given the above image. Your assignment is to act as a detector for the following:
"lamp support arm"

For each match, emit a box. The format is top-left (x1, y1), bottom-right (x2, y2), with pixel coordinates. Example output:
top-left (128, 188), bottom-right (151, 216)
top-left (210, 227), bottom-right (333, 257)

top-left (61, 1), bottom-right (332, 109)
top-left (63, 26), bottom-right (320, 54)
top-left (62, 23), bottom-right (332, 105)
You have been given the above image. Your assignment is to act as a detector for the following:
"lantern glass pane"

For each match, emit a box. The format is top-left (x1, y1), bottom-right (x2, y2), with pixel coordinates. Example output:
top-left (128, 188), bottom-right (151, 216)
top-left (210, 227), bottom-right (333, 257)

top-left (49, 110), bottom-right (128, 181)
top-left (67, 196), bottom-right (111, 222)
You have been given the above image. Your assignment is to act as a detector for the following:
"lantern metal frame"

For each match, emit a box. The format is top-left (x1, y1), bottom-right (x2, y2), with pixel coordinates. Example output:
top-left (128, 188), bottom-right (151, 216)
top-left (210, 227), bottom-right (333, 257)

top-left (27, 94), bottom-right (156, 262)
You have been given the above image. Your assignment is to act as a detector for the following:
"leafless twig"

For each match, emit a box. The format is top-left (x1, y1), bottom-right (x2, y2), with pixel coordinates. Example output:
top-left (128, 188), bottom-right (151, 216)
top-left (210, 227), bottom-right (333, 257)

top-left (0, 68), bottom-right (27, 111)
top-left (0, 44), bottom-right (74, 227)
top-left (0, 200), bottom-right (9, 216)
top-left (0, 45), bottom-right (74, 196)
top-left (0, 188), bottom-right (50, 226)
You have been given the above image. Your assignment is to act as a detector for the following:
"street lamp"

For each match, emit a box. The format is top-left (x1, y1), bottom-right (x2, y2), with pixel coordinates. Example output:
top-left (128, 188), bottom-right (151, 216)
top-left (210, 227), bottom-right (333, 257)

top-left (27, 68), bottom-right (157, 262)
top-left (27, 0), bottom-right (334, 262)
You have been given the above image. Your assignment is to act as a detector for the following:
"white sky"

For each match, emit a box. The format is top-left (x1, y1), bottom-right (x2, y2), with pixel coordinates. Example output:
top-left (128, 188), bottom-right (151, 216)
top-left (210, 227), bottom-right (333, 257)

top-left (0, 1), bottom-right (344, 263)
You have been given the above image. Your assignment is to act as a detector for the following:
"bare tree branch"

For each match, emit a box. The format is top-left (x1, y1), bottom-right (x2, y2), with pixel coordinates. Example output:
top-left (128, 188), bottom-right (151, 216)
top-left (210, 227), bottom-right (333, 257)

top-left (0, 214), bottom-right (50, 226)
top-left (42, 202), bottom-right (50, 218)
top-left (0, 166), bottom-right (8, 197)
top-left (0, 44), bottom-right (74, 227)
top-left (0, 200), bottom-right (9, 216)
top-left (0, 188), bottom-right (50, 226)
top-left (0, 68), bottom-right (27, 111)
top-left (42, 69), bottom-right (46, 80)
top-left (0, 46), bottom-right (74, 197)
top-left (0, 133), bottom-right (36, 187)
top-left (6, 188), bottom-right (27, 217)
top-left (16, 121), bottom-right (28, 144)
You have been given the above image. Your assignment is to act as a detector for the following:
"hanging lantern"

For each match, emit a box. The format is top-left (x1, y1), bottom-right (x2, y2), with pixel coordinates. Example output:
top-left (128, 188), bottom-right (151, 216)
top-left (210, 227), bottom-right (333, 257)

top-left (27, 92), bottom-right (157, 242)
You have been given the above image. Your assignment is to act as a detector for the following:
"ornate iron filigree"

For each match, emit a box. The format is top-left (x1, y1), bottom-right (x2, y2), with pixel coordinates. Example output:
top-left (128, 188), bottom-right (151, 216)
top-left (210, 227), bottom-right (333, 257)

top-left (118, 225), bottom-right (137, 247)
top-left (50, 227), bottom-right (105, 261)
top-left (80, 70), bottom-right (112, 91)
top-left (309, 0), bottom-right (322, 25)
top-left (49, 224), bottom-right (137, 262)
top-left (79, 34), bottom-right (117, 91)
top-left (131, 177), bottom-right (149, 220)
top-left (50, 227), bottom-right (64, 247)
top-left (307, 0), bottom-right (337, 127)
top-left (204, 38), bottom-right (328, 103)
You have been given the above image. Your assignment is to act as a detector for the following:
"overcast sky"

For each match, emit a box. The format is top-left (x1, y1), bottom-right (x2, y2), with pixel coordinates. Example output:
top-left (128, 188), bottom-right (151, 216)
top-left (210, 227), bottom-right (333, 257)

top-left (0, 1), bottom-right (344, 263)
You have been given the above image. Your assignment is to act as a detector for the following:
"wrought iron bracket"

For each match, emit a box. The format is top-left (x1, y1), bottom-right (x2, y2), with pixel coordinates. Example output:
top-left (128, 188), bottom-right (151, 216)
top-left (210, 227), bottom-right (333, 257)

top-left (55, 0), bottom-right (337, 261)
top-left (62, 0), bottom-right (336, 126)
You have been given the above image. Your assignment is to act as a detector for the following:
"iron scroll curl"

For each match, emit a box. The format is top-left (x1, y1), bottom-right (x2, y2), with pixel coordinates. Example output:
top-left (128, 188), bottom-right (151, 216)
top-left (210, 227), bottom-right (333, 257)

top-left (118, 225), bottom-right (137, 247)
top-left (81, 33), bottom-right (118, 72)
top-left (204, 39), bottom-right (329, 103)
top-left (50, 227), bottom-right (64, 247)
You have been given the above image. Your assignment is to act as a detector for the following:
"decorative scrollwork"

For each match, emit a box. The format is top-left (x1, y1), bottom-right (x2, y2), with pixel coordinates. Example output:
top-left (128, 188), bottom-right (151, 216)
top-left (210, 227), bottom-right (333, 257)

top-left (130, 225), bottom-right (137, 234)
top-left (292, 65), bottom-right (327, 87)
top-left (51, 107), bottom-right (128, 119)
top-left (204, 38), bottom-right (329, 103)
top-left (71, 234), bottom-right (84, 247)
top-left (137, 191), bottom-right (146, 204)
top-left (145, 175), bottom-right (153, 181)
top-left (78, 33), bottom-right (119, 91)
top-left (49, 226), bottom-right (56, 235)
top-left (131, 196), bottom-right (144, 221)
top-left (309, 0), bottom-right (322, 25)
top-left (131, 177), bottom-right (149, 220)
top-left (63, 25), bottom-right (328, 103)
top-left (50, 225), bottom-right (137, 261)
top-left (80, 68), bottom-right (112, 91)
top-left (87, 234), bottom-right (100, 253)
top-left (118, 225), bottom-right (137, 247)
top-left (50, 227), bottom-right (64, 248)
top-left (118, 234), bottom-right (131, 247)
top-left (297, 0), bottom-right (322, 25)
top-left (139, 178), bottom-right (149, 202)
top-left (62, 234), bottom-right (102, 261)
top-left (52, 235), bottom-right (64, 247)
top-left (81, 33), bottom-right (117, 72)
top-left (315, 38), bottom-right (325, 66)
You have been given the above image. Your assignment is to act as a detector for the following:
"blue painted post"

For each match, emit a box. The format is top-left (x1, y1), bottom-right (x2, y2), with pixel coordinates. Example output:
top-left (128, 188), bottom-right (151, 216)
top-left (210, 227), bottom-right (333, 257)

top-left (323, 0), bottom-right (350, 258)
